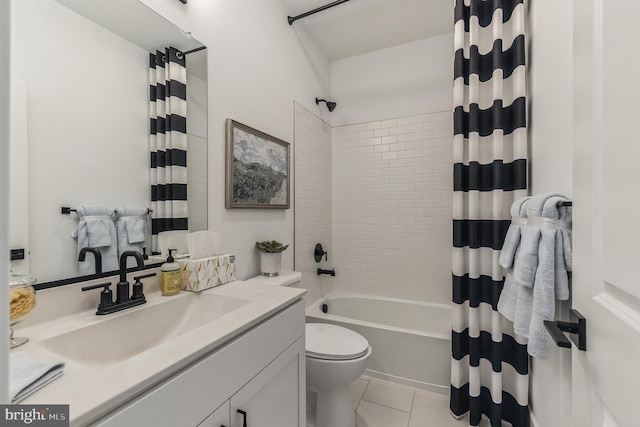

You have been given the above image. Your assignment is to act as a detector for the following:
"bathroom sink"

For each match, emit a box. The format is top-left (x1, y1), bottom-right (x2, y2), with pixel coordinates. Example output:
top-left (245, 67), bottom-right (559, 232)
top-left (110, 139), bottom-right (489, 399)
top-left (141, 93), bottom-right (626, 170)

top-left (39, 292), bottom-right (251, 368)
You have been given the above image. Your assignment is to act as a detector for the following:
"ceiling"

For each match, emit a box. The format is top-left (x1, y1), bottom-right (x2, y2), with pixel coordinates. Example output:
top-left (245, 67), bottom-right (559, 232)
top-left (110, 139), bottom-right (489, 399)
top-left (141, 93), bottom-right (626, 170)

top-left (280, 0), bottom-right (454, 61)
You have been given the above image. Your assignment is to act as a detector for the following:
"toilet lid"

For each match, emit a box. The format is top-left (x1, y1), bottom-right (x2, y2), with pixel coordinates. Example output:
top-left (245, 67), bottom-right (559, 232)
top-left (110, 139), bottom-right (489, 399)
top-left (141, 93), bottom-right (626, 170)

top-left (305, 323), bottom-right (370, 360)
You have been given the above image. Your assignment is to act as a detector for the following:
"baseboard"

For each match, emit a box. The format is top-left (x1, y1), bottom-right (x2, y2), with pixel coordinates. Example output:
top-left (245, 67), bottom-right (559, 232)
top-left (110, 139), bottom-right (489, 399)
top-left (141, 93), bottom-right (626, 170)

top-left (363, 369), bottom-right (449, 395)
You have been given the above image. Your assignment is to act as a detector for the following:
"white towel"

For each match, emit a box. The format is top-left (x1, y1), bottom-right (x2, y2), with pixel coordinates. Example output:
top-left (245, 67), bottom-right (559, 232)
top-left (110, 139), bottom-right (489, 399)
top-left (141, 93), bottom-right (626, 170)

top-left (116, 206), bottom-right (149, 268)
top-left (72, 206), bottom-right (118, 275)
top-left (10, 352), bottom-right (65, 403)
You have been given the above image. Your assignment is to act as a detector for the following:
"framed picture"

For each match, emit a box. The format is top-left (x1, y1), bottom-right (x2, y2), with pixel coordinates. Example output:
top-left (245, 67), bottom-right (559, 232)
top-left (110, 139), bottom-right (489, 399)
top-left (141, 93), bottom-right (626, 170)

top-left (225, 119), bottom-right (290, 209)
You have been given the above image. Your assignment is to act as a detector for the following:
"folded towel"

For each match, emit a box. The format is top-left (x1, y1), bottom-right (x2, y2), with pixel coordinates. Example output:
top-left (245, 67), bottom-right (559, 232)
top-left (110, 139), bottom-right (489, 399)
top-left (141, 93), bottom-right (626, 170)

top-left (512, 194), bottom-right (564, 288)
top-left (499, 196), bottom-right (531, 270)
top-left (116, 206), bottom-right (150, 268)
top-left (526, 196), bottom-right (572, 357)
top-left (72, 206), bottom-right (118, 275)
top-left (499, 194), bottom-right (573, 357)
top-left (10, 352), bottom-right (65, 403)
top-left (498, 196), bottom-right (532, 325)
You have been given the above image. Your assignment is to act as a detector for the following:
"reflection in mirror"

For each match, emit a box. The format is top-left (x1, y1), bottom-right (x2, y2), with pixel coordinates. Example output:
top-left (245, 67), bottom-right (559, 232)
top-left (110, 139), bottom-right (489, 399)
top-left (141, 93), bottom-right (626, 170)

top-left (9, 0), bottom-right (208, 286)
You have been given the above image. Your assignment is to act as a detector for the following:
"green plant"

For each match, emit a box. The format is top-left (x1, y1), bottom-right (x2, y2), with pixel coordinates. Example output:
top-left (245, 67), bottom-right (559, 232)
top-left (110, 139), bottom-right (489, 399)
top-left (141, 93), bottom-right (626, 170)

top-left (256, 240), bottom-right (289, 253)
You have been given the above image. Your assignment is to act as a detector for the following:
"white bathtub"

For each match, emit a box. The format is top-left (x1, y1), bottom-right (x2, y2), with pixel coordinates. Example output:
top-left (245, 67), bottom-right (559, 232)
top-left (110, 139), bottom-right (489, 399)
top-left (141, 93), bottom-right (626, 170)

top-left (306, 291), bottom-right (452, 394)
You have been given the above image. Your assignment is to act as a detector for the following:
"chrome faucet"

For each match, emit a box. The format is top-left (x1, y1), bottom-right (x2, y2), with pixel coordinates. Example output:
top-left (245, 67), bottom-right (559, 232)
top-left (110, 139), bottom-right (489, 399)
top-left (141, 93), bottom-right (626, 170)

top-left (79, 247), bottom-right (102, 274)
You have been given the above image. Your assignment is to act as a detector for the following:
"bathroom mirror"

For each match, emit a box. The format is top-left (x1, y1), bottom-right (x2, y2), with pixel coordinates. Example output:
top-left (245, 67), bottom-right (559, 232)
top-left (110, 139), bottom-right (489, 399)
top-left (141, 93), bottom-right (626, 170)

top-left (9, 0), bottom-right (208, 285)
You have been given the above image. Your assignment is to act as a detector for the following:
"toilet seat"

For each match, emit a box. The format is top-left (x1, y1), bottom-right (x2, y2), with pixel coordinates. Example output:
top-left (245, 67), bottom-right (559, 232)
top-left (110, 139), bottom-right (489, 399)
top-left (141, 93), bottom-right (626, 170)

top-left (305, 323), bottom-right (370, 361)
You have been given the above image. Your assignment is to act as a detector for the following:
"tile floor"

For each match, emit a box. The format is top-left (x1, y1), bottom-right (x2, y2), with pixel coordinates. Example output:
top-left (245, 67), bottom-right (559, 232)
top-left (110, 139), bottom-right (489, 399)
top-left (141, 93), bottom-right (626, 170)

top-left (307, 375), bottom-right (469, 427)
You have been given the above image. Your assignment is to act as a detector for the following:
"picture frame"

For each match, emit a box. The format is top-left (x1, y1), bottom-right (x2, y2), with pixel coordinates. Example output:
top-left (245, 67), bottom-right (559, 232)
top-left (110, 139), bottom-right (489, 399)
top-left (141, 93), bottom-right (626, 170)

top-left (225, 119), bottom-right (290, 209)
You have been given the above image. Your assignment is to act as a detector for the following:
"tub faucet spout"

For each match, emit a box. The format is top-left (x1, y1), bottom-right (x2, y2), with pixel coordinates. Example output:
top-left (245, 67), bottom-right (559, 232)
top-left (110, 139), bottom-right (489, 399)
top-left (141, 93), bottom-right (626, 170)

top-left (317, 268), bottom-right (336, 276)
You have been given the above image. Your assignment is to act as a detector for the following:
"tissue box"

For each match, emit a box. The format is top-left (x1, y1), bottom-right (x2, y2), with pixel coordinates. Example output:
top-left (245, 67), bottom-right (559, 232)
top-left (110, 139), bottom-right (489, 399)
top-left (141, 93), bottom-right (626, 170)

top-left (178, 254), bottom-right (236, 292)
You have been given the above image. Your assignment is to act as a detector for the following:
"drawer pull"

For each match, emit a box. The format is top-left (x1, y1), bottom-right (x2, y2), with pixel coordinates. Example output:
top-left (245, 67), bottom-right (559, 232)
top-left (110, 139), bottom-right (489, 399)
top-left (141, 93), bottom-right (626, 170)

top-left (237, 409), bottom-right (247, 427)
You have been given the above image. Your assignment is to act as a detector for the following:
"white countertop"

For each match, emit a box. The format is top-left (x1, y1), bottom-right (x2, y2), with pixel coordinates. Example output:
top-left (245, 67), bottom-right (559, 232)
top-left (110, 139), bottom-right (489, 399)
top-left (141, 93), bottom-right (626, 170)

top-left (11, 277), bottom-right (305, 426)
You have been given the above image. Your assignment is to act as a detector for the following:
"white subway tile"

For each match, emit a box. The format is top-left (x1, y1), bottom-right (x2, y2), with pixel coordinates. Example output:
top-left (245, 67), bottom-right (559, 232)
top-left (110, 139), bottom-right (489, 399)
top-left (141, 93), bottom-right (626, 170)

top-left (381, 118), bottom-right (398, 128)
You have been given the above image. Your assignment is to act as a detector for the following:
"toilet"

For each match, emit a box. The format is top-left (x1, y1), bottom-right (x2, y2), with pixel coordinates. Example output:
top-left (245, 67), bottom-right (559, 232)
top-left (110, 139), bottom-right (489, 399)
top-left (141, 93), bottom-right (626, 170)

top-left (246, 271), bottom-right (371, 427)
top-left (306, 322), bottom-right (371, 427)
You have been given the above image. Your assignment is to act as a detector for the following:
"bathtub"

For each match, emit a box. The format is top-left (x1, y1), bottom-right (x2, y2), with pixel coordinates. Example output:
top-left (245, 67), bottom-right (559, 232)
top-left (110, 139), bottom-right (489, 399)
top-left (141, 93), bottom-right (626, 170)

top-left (306, 291), bottom-right (452, 394)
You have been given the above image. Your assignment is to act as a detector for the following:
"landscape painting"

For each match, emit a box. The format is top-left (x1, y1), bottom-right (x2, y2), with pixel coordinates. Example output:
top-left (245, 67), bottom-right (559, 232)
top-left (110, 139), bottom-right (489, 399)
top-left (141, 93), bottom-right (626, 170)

top-left (225, 119), bottom-right (290, 209)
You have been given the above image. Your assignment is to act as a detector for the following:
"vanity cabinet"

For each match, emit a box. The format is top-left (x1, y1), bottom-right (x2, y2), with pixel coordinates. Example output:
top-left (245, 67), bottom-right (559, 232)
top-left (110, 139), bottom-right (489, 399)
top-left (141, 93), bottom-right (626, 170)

top-left (197, 402), bottom-right (229, 427)
top-left (92, 299), bottom-right (305, 427)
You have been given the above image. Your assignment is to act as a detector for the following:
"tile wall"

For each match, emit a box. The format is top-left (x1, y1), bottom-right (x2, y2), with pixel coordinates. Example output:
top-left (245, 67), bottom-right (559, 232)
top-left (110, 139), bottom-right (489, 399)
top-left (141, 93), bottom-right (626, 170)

top-left (294, 103), bottom-right (333, 305)
top-left (331, 111), bottom-right (453, 304)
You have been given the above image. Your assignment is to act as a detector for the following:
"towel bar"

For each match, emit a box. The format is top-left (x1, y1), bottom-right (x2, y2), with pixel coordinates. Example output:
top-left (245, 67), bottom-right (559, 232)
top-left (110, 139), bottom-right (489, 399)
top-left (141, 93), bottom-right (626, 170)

top-left (543, 309), bottom-right (586, 351)
top-left (61, 207), bottom-right (153, 215)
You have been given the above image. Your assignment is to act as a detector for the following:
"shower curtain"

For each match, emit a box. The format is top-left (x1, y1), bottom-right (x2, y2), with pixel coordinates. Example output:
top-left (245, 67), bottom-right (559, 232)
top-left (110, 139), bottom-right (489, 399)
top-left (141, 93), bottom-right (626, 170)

top-left (149, 47), bottom-right (189, 253)
top-left (450, 0), bottom-right (529, 426)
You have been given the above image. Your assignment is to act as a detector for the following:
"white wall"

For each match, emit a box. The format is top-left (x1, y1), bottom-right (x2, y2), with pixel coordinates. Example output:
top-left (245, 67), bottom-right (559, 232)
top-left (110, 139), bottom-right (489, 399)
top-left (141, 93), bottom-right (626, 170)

top-left (294, 102), bottom-right (333, 306)
top-left (527, 1), bottom-right (574, 426)
top-left (332, 112), bottom-right (453, 304)
top-left (1, 0), bottom-right (10, 404)
top-left (528, 3), bottom-right (573, 198)
top-left (331, 33), bottom-right (454, 127)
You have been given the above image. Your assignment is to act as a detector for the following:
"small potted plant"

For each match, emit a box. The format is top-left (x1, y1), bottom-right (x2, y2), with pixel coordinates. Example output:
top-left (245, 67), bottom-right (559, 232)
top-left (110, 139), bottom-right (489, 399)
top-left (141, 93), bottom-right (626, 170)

top-left (256, 240), bottom-right (289, 277)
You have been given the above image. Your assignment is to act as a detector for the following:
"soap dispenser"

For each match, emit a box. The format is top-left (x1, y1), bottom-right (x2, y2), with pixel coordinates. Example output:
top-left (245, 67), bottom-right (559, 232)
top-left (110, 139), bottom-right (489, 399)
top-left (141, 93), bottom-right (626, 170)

top-left (160, 249), bottom-right (181, 296)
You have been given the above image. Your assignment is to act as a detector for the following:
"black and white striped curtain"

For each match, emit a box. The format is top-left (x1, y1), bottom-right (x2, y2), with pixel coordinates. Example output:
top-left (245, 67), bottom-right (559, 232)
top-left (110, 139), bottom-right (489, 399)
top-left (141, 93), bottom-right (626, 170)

top-left (450, 1), bottom-right (529, 426)
top-left (149, 47), bottom-right (188, 253)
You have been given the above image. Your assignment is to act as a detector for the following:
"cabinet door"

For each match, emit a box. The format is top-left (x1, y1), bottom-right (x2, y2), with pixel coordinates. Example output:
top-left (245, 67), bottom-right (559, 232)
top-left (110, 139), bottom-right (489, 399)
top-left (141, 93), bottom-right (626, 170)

top-left (230, 336), bottom-right (305, 427)
top-left (197, 401), bottom-right (229, 427)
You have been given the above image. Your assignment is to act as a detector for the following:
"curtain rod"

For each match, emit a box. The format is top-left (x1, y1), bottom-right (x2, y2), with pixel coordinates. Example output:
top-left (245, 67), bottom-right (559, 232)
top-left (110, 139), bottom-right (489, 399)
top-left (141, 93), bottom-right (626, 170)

top-left (288, 0), bottom-right (351, 25)
top-left (183, 46), bottom-right (207, 55)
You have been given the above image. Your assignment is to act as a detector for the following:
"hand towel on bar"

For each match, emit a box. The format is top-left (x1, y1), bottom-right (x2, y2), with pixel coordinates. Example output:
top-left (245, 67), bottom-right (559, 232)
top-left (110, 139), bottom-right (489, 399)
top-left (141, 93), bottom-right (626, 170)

top-left (116, 206), bottom-right (149, 268)
top-left (512, 193), bottom-right (565, 288)
top-left (497, 197), bottom-right (532, 323)
top-left (526, 196), bottom-right (572, 357)
top-left (71, 206), bottom-right (118, 275)
top-left (10, 352), bottom-right (65, 403)
top-left (499, 196), bottom-right (532, 270)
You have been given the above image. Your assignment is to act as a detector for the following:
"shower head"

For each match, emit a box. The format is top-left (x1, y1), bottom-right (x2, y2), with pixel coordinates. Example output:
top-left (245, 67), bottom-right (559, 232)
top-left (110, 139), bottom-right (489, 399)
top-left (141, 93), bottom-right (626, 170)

top-left (316, 97), bottom-right (337, 112)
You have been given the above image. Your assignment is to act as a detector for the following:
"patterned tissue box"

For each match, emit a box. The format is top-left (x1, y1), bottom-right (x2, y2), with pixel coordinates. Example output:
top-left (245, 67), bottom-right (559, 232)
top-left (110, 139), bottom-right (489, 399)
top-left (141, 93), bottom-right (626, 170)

top-left (178, 254), bottom-right (236, 292)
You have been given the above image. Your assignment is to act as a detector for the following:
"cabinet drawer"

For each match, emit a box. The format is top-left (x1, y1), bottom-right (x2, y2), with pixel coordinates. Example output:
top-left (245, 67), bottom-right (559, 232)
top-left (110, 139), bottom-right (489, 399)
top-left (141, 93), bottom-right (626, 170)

top-left (93, 300), bottom-right (304, 427)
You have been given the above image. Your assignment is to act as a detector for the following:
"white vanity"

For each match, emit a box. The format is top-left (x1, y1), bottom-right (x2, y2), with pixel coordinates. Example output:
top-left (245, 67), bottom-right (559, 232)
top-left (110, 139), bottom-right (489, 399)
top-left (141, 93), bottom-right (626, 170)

top-left (13, 272), bottom-right (306, 427)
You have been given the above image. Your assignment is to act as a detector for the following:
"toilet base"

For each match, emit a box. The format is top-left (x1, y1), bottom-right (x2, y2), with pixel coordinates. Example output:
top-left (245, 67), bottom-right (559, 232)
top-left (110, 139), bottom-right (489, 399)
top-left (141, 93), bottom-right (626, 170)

top-left (314, 385), bottom-right (355, 427)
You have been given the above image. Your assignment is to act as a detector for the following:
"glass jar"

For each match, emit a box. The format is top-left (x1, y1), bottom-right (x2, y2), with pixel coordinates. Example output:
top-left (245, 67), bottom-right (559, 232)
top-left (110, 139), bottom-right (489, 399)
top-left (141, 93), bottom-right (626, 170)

top-left (9, 274), bottom-right (37, 348)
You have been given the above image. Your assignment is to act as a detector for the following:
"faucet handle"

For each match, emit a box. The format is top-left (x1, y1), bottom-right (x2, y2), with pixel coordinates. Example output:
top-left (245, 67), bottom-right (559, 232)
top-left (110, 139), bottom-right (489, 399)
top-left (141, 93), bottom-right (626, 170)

top-left (81, 282), bottom-right (114, 311)
top-left (132, 273), bottom-right (156, 300)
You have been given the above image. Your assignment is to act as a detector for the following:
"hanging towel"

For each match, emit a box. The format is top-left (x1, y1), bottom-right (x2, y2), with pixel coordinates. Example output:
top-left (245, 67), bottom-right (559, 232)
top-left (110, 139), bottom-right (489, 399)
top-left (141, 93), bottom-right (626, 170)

top-left (116, 206), bottom-right (149, 268)
top-left (72, 206), bottom-right (118, 275)
top-left (10, 352), bottom-right (65, 403)
top-left (526, 196), bottom-right (572, 357)
top-left (499, 196), bottom-right (532, 270)
top-left (498, 194), bottom-right (572, 357)
top-left (497, 197), bottom-right (532, 323)
top-left (512, 193), bottom-right (565, 288)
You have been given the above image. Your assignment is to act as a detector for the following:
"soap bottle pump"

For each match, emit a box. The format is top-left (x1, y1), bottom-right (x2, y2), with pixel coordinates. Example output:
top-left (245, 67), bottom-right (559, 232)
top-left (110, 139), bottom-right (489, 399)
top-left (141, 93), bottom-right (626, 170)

top-left (160, 249), bottom-right (181, 296)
